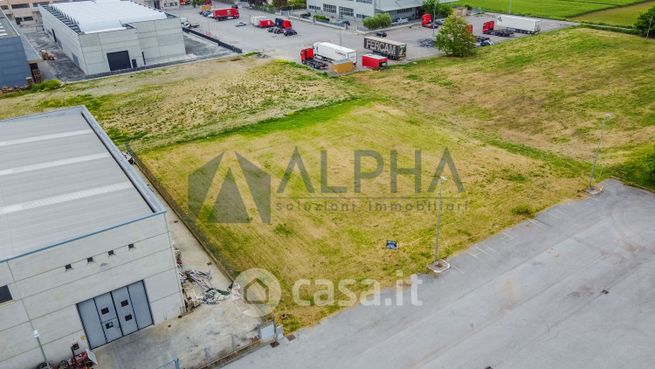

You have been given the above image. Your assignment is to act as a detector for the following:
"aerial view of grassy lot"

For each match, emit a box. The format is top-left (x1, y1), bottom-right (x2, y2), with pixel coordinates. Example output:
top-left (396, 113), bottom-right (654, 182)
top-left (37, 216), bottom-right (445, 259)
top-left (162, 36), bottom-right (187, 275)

top-left (573, 0), bottom-right (655, 26)
top-left (1, 27), bottom-right (653, 331)
top-left (454, 0), bottom-right (649, 22)
top-left (138, 28), bottom-right (654, 329)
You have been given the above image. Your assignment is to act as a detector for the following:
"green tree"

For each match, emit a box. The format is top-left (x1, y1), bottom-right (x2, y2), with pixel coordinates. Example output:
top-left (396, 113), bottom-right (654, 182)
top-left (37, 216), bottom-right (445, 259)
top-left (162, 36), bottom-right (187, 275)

top-left (363, 13), bottom-right (392, 29)
top-left (435, 15), bottom-right (475, 57)
top-left (635, 6), bottom-right (655, 38)
top-left (422, 0), bottom-right (453, 18)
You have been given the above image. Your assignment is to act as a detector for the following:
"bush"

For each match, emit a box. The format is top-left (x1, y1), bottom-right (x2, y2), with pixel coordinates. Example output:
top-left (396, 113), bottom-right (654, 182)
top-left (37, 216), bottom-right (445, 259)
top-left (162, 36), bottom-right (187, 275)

top-left (435, 15), bottom-right (475, 57)
top-left (363, 13), bottom-right (392, 30)
top-left (511, 204), bottom-right (534, 216)
top-left (635, 6), bottom-right (655, 37)
top-left (422, 0), bottom-right (453, 18)
top-left (30, 79), bottom-right (62, 92)
top-left (314, 14), bottom-right (329, 22)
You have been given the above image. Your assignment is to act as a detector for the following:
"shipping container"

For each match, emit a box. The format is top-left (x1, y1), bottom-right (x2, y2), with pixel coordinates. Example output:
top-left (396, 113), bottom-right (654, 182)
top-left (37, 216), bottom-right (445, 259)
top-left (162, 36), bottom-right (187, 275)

top-left (362, 54), bottom-right (388, 69)
top-left (496, 15), bottom-right (541, 33)
top-left (313, 42), bottom-right (357, 65)
top-left (363, 36), bottom-right (406, 60)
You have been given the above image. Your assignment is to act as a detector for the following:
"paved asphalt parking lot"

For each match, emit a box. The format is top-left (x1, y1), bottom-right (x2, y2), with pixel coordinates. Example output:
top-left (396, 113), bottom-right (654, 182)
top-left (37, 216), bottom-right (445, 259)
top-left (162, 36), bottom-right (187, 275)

top-left (170, 3), bottom-right (575, 64)
top-left (225, 179), bottom-right (655, 369)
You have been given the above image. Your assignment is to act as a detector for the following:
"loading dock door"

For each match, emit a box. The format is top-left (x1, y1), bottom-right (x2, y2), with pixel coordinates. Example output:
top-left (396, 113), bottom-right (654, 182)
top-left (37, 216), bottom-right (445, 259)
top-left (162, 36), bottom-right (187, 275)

top-left (77, 281), bottom-right (153, 349)
top-left (106, 51), bottom-right (131, 72)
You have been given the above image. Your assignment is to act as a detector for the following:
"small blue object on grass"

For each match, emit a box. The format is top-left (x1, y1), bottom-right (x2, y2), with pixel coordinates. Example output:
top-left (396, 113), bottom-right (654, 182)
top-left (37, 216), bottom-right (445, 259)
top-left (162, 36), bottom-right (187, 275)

top-left (386, 240), bottom-right (398, 250)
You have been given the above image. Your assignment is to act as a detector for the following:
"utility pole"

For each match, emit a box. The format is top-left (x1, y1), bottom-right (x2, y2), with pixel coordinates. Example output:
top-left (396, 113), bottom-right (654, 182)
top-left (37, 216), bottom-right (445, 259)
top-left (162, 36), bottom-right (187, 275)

top-left (647, 12), bottom-right (654, 38)
top-left (428, 176), bottom-right (450, 274)
top-left (508, 0), bottom-right (513, 14)
top-left (34, 330), bottom-right (51, 369)
top-left (588, 113), bottom-right (611, 192)
top-left (432, 0), bottom-right (437, 37)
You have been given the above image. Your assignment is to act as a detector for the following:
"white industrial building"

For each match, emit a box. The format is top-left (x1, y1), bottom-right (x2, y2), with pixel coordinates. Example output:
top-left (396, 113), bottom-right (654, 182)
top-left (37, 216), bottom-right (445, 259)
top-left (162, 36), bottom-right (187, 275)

top-left (39, 0), bottom-right (185, 75)
top-left (0, 107), bottom-right (185, 369)
top-left (306, 0), bottom-right (456, 21)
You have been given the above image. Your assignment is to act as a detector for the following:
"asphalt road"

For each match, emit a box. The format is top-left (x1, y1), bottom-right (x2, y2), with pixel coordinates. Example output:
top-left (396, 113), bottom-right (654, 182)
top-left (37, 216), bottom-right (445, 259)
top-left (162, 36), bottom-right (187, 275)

top-left (225, 179), bottom-right (655, 369)
top-left (169, 4), bottom-right (575, 64)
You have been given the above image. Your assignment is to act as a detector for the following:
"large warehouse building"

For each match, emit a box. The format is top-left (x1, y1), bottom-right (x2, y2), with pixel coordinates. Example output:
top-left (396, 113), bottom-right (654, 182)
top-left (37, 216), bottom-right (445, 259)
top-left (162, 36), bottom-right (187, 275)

top-left (39, 0), bottom-right (185, 75)
top-left (0, 107), bottom-right (185, 369)
top-left (0, 10), bottom-right (41, 88)
top-left (306, 0), bottom-right (456, 21)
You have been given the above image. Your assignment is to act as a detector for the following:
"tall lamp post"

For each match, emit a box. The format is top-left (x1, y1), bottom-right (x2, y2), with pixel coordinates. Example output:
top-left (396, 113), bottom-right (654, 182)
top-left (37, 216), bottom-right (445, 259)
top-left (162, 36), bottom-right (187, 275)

top-left (428, 176), bottom-right (450, 274)
top-left (431, 0), bottom-right (440, 37)
top-left (34, 330), bottom-right (51, 369)
top-left (588, 113), bottom-right (612, 193)
top-left (508, 0), bottom-right (513, 14)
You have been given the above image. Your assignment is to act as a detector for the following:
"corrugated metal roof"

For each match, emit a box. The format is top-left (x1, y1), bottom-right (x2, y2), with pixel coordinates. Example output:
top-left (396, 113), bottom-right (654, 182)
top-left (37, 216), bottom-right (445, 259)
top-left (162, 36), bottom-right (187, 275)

top-left (0, 107), bottom-right (164, 262)
top-left (51, 0), bottom-right (168, 34)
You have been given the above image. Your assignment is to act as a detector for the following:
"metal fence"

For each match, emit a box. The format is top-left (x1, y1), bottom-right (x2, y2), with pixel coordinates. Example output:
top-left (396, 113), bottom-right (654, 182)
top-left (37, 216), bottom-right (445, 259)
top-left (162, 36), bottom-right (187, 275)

top-left (126, 145), bottom-right (238, 280)
top-left (182, 27), bottom-right (243, 54)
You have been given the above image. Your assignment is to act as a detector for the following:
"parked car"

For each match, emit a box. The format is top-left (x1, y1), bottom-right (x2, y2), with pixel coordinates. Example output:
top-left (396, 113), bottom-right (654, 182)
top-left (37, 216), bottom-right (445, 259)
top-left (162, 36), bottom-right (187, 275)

top-left (394, 17), bottom-right (409, 24)
top-left (284, 28), bottom-right (297, 36)
top-left (235, 21), bottom-right (247, 27)
top-left (334, 19), bottom-right (350, 27)
top-left (299, 11), bottom-right (311, 18)
top-left (272, 27), bottom-right (285, 34)
top-left (423, 22), bottom-right (439, 29)
top-left (375, 31), bottom-right (387, 37)
top-left (267, 26), bottom-right (277, 32)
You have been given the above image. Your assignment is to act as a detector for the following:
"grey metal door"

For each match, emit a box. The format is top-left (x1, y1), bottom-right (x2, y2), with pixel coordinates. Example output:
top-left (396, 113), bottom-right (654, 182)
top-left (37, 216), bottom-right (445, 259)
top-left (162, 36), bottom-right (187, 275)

top-left (128, 281), bottom-right (153, 329)
top-left (77, 299), bottom-right (106, 349)
top-left (78, 281), bottom-right (153, 349)
top-left (112, 287), bottom-right (138, 335)
top-left (94, 293), bottom-right (122, 342)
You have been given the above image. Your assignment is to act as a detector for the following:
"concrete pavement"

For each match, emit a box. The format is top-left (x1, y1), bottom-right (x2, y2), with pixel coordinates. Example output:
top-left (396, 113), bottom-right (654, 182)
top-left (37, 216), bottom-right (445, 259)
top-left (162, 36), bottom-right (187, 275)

top-left (225, 180), bottom-right (655, 369)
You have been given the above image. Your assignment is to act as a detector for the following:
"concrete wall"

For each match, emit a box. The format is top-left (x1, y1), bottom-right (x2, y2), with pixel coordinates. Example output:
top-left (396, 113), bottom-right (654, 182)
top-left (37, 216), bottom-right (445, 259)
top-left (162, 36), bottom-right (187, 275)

top-left (40, 5), bottom-right (87, 72)
top-left (131, 17), bottom-right (185, 66)
top-left (0, 35), bottom-right (31, 88)
top-left (78, 28), bottom-right (142, 75)
top-left (0, 213), bottom-right (185, 369)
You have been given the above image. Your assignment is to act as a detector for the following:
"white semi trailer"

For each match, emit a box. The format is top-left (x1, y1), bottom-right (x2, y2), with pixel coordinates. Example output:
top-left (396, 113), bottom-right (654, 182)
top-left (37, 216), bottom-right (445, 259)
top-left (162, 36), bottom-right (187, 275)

top-left (313, 42), bottom-right (357, 65)
top-left (496, 15), bottom-right (541, 33)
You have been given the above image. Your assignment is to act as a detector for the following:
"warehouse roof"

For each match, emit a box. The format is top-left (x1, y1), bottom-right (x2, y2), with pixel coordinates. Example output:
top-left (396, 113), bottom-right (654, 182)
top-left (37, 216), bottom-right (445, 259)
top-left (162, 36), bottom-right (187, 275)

top-left (0, 107), bottom-right (164, 262)
top-left (50, 0), bottom-right (168, 33)
top-left (0, 10), bottom-right (18, 39)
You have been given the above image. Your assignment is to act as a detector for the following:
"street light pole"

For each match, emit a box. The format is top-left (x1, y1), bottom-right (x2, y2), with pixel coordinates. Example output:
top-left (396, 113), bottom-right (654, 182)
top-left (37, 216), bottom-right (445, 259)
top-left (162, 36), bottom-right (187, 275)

top-left (34, 330), bottom-right (51, 369)
top-left (588, 113), bottom-right (611, 191)
top-left (508, 0), bottom-right (513, 14)
top-left (428, 176), bottom-right (450, 274)
top-left (432, 0), bottom-right (437, 37)
top-left (647, 12), bottom-right (654, 38)
top-left (434, 175), bottom-right (446, 259)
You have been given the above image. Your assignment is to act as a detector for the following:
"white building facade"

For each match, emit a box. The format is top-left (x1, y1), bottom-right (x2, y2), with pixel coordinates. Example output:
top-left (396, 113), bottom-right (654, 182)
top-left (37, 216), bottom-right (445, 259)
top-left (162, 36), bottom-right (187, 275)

top-left (0, 107), bottom-right (185, 369)
top-left (39, 0), bottom-right (185, 75)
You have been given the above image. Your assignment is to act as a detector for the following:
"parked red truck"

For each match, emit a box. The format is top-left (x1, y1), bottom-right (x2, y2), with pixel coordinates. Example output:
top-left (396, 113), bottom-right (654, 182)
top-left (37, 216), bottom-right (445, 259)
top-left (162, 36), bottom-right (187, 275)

top-left (212, 8), bottom-right (239, 20)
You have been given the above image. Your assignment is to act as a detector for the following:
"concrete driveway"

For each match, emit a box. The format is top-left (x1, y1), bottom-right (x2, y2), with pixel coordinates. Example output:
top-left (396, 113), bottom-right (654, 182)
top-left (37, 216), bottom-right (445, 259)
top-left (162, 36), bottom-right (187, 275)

top-left (224, 179), bottom-right (655, 369)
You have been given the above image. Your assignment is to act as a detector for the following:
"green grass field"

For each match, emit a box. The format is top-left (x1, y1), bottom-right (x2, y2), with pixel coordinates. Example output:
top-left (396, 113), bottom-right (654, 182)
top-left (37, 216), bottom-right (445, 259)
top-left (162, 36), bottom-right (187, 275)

top-left (140, 28), bottom-right (654, 329)
top-left (573, 1), bottom-right (655, 26)
top-left (453, 0), bottom-right (648, 20)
